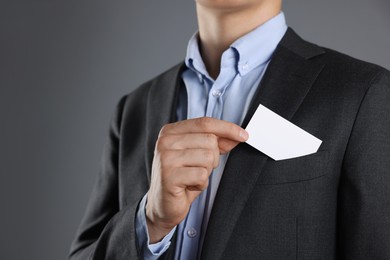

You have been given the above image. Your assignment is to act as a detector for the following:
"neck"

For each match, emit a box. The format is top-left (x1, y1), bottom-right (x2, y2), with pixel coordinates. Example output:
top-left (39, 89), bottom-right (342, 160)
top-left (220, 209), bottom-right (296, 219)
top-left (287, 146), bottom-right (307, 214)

top-left (196, 3), bottom-right (281, 79)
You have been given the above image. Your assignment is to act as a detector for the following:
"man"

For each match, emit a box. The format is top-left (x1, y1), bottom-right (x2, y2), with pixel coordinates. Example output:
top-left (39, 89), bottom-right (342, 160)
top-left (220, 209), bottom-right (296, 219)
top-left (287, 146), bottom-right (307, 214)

top-left (70, 0), bottom-right (390, 259)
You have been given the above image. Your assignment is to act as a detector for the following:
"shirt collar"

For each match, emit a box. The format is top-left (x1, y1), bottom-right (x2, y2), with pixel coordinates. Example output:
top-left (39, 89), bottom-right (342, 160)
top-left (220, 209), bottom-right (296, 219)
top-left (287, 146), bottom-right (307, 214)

top-left (185, 12), bottom-right (288, 79)
top-left (185, 33), bottom-right (208, 81)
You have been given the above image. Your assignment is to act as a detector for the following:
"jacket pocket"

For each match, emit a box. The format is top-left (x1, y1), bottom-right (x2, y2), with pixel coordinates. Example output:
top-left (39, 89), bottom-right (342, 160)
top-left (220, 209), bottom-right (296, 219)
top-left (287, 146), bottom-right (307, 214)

top-left (257, 150), bottom-right (329, 184)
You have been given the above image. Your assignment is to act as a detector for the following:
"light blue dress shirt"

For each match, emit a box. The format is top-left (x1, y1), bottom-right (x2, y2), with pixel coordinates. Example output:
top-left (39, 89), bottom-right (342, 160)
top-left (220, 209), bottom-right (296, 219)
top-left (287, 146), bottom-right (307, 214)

top-left (136, 12), bottom-right (287, 260)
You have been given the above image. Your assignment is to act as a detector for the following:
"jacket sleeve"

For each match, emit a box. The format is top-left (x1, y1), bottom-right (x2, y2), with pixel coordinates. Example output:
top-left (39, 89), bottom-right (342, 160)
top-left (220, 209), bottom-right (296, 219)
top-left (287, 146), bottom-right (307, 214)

top-left (339, 69), bottom-right (390, 259)
top-left (68, 95), bottom-right (142, 260)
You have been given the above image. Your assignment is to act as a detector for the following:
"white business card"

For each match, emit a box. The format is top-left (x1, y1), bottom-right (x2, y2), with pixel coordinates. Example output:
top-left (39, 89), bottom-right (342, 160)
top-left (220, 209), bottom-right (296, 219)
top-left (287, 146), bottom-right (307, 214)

top-left (245, 105), bottom-right (322, 160)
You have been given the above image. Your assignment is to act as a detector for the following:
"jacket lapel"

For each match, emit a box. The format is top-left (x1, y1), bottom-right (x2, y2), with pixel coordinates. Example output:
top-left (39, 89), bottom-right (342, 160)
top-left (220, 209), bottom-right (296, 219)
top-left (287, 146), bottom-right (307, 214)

top-left (201, 28), bottom-right (326, 259)
top-left (145, 63), bottom-right (185, 183)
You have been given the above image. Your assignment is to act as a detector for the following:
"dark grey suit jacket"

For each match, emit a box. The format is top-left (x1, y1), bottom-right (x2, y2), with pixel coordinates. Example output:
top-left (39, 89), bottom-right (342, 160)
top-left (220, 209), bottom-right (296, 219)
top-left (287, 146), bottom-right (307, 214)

top-left (69, 29), bottom-right (390, 259)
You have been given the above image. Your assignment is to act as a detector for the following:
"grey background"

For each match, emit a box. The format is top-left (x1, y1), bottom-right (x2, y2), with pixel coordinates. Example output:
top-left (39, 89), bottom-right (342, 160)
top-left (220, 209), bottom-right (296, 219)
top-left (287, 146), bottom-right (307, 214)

top-left (0, 1), bottom-right (389, 259)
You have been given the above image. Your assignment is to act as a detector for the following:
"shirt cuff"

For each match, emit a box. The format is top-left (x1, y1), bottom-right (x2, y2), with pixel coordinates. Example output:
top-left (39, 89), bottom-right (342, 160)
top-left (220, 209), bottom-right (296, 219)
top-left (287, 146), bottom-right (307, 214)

top-left (135, 194), bottom-right (176, 259)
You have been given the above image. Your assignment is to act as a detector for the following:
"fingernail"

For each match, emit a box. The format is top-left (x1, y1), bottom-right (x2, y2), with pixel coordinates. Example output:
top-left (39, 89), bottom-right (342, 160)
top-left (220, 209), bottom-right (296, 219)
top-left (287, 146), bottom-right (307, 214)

top-left (239, 129), bottom-right (249, 141)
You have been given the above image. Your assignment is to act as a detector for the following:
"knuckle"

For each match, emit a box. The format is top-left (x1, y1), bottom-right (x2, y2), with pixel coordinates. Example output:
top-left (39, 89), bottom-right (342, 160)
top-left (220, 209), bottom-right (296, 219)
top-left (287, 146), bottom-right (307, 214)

top-left (159, 124), bottom-right (171, 136)
top-left (198, 169), bottom-right (209, 189)
top-left (203, 149), bottom-right (214, 165)
top-left (213, 153), bottom-right (220, 167)
top-left (159, 150), bottom-right (174, 167)
top-left (205, 134), bottom-right (218, 147)
top-left (155, 137), bottom-right (164, 151)
top-left (199, 168), bottom-right (209, 183)
top-left (155, 135), bottom-right (170, 151)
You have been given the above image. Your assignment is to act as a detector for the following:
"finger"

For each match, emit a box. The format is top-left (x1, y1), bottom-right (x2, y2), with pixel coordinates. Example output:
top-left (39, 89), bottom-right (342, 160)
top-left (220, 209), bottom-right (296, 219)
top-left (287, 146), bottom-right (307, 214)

top-left (157, 134), bottom-right (220, 167)
top-left (159, 117), bottom-right (248, 142)
top-left (171, 167), bottom-right (210, 192)
top-left (157, 133), bottom-right (238, 155)
top-left (157, 133), bottom-right (219, 151)
top-left (160, 148), bottom-right (219, 170)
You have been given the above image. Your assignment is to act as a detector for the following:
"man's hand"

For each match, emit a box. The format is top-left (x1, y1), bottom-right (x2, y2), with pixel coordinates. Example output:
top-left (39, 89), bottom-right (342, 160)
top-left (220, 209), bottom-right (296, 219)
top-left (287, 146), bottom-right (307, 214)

top-left (145, 117), bottom-right (249, 243)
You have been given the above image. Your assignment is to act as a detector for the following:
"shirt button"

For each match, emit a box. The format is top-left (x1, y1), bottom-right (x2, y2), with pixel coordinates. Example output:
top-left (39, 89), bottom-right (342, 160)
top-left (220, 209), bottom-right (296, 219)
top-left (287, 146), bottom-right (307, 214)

top-left (197, 73), bottom-right (203, 82)
top-left (242, 63), bottom-right (249, 70)
top-left (187, 227), bottom-right (197, 238)
top-left (212, 90), bottom-right (222, 97)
